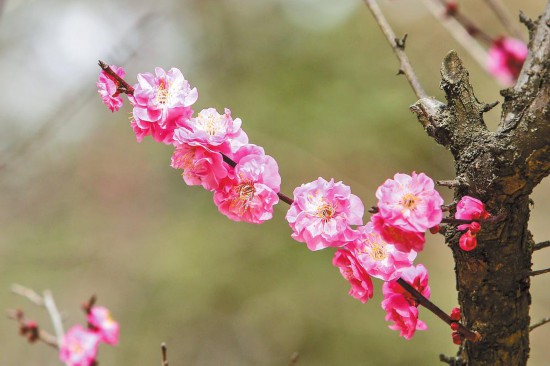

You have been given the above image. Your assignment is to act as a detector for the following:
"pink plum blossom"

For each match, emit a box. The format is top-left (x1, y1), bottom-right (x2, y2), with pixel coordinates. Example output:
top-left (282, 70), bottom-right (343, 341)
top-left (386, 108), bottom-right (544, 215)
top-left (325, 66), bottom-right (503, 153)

top-left (487, 37), bottom-right (528, 86)
top-left (214, 154), bottom-right (280, 223)
top-left (348, 222), bottom-right (417, 281)
top-left (97, 65), bottom-right (125, 112)
top-left (332, 249), bottom-right (374, 303)
top-left (376, 172), bottom-right (443, 233)
top-left (459, 230), bottom-right (477, 251)
top-left (173, 108), bottom-right (248, 154)
top-left (381, 264), bottom-right (430, 339)
top-left (59, 325), bottom-right (100, 366)
top-left (455, 196), bottom-right (490, 231)
top-left (371, 213), bottom-right (425, 253)
top-left (171, 144), bottom-right (228, 191)
top-left (286, 177), bottom-right (364, 251)
top-left (87, 306), bottom-right (120, 345)
top-left (131, 67), bottom-right (197, 144)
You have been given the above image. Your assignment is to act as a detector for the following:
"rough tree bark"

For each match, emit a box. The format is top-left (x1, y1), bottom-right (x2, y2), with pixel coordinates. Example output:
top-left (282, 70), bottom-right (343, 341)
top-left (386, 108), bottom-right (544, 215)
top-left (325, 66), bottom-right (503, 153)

top-left (410, 4), bottom-right (549, 365)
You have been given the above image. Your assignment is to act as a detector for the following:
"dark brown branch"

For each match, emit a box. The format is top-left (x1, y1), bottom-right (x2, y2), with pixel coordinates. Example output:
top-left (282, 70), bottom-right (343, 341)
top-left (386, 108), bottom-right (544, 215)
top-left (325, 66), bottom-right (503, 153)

top-left (529, 317), bottom-right (550, 332)
top-left (98, 60), bottom-right (134, 94)
top-left (527, 267), bottom-right (550, 277)
top-left (533, 241), bottom-right (550, 251)
top-left (361, 0), bottom-right (428, 99)
top-left (396, 279), bottom-right (481, 342)
top-left (161, 342), bottom-right (168, 366)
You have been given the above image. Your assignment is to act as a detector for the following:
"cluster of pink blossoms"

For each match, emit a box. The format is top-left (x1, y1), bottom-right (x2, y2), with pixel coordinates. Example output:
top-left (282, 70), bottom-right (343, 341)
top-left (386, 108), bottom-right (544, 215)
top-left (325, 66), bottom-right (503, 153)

top-left (455, 196), bottom-right (490, 251)
top-left (97, 64), bottom-right (491, 341)
top-left (59, 306), bottom-right (119, 366)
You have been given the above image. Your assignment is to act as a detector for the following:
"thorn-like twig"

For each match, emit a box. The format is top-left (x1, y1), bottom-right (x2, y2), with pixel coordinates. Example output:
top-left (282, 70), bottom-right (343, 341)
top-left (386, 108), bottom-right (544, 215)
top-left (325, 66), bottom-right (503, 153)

top-left (436, 179), bottom-right (468, 189)
top-left (396, 279), bottom-right (481, 342)
top-left (534, 241), bottom-right (550, 251)
top-left (362, 0), bottom-right (428, 99)
top-left (519, 11), bottom-right (535, 31)
top-left (482, 100), bottom-right (500, 112)
top-left (288, 352), bottom-right (299, 366)
top-left (527, 267), bottom-right (550, 277)
top-left (395, 33), bottom-right (408, 49)
top-left (529, 317), bottom-right (550, 332)
top-left (161, 342), bottom-right (169, 366)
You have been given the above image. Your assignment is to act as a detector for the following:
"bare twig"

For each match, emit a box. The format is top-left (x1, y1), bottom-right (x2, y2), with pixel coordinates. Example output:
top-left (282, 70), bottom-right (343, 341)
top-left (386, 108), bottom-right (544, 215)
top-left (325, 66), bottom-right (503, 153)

top-left (529, 317), bottom-right (550, 332)
top-left (288, 352), bottom-right (300, 366)
top-left (43, 290), bottom-right (65, 346)
top-left (483, 0), bottom-right (524, 40)
top-left (519, 11), bottom-right (535, 31)
top-left (436, 179), bottom-right (467, 189)
top-left (422, 0), bottom-right (489, 69)
top-left (6, 309), bottom-right (59, 349)
top-left (161, 342), bottom-right (169, 366)
top-left (396, 279), bottom-right (481, 342)
top-left (361, 0), bottom-right (428, 99)
top-left (534, 241), bottom-right (550, 251)
top-left (527, 267), bottom-right (550, 277)
top-left (11, 284), bottom-right (45, 307)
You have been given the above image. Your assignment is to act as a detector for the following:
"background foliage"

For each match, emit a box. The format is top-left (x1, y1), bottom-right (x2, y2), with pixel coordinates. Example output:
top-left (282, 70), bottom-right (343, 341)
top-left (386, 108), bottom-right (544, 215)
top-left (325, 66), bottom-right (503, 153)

top-left (0, 0), bottom-right (547, 364)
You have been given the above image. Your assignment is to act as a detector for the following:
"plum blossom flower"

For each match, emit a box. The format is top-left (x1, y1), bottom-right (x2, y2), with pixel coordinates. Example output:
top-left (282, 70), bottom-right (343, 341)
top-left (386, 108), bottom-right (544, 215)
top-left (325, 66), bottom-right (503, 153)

top-left (214, 154), bottom-right (280, 223)
top-left (459, 230), bottom-right (478, 251)
top-left (487, 37), bottom-right (528, 86)
top-left (131, 67), bottom-right (197, 144)
top-left (371, 213), bottom-right (425, 253)
top-left (455, 196), bottom-right (490, 231)
top-left (349, 222), bottom-right (417, 281)
top-left (173, 108), bottom-right (248, 154)
top-left (171, 144), bottom-right (228, 191)
top-left (286, 177), bottom-right (364, 251)
top-left (332, 249), bottom-right (374, 303)
top-left (381, 264), bottom-right (430, 340)
top-left (59, 325), bottom-right (100, 366)
top-left (87, 306), bottom-right (120, 345)
top-left (376, 172), bottom-right (443, 233)
top-left (97, 65), bottom-right (125, 112)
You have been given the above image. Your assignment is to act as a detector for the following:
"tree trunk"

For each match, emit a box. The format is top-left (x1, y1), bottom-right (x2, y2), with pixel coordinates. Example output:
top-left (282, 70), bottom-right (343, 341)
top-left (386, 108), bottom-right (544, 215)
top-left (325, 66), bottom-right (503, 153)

top-left (411, 5), bottom-right (549, 364)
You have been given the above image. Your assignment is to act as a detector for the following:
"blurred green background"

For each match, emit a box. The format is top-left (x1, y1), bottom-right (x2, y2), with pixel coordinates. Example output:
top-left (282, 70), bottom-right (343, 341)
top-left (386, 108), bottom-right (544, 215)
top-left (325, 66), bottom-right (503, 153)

top-left (1, 0), bottom-right (548, 365)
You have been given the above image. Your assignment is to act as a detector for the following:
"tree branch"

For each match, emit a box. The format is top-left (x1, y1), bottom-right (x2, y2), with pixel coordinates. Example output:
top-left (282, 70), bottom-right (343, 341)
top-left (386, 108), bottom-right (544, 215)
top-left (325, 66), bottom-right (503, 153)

top-left (43, 290), bottom-right (65, 346)
top-left (361, 0), bottom-right (428, 99)
top-left (529, 317), bottom-right (550, 332)
top-left (161, 342), bottom-right (169, 366)
top-left (533, 241), bottom-right (550, 251)
top-left (528, 267), bottom-right (550, 277)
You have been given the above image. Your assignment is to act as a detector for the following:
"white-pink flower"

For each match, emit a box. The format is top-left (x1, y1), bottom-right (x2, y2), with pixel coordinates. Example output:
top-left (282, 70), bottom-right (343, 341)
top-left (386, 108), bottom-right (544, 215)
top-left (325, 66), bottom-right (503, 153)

top-left (349, 222), bottom-right (417, 281)
top-left (87, 306), bottom-right (120, 346)
top-left (332, 249), bottom-right (374, 303)
top-left (286, 177), bottom-right (364, 251)
top-left (171, 144), bottom-right (228, 191)
top-left (376, 172), bottom-right (443, 233)
top-left (173, 108), bottom-right (248, 154)
top-left (487, 37), bottom-right (528, 86)
top-left (59, 325), bottom-right (100, 366)
top-left (214, 154), bottom-right (280, 223)
top-left (97, 65), bottom-right (125, 112)
top-left (131, 67), bottom-right (197, 144)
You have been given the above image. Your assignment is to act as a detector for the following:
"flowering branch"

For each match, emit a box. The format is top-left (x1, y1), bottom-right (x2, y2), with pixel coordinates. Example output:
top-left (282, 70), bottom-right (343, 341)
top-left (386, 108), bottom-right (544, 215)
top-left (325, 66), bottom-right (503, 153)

top-left (396, 279), bottom-right (480, 342)
top-left (529, 317), bottom-right (550, 332)
top-left (534, 241), bottom-right (550, 251)
top-left (98, 60), bottom-right (134, 95)
top-left (6, 309), bottom-right (59, 349)
top-left (482, 0), bottom-right (524, 40)
top-left (361, 0), bottom-right (427, 99)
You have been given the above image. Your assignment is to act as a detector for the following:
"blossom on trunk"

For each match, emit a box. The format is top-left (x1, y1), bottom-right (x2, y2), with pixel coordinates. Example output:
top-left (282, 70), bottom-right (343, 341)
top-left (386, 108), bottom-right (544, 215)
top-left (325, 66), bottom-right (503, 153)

top-left (349, 222), bottom-right (417, 281)
top-left (214, 154), bottom-right (280, 223)
top-left (332, 249), bottom-right (374, 303)
top-left (371, 213), bottom-right (425, 253)
top-left (286, 177), bottom-right (364, 251)
top-left (375, 172), bottom-right (443, 233)
top-left (97, 65), bottom-right (125, 112)
top-left (87, 306), bottom-right (120, 345)
top-left (171, 144), bottom-right (228, 191)
top-left (381, 264), bottom-right (430, 339)
top-left (59, 325), bottom-right (100, 366)
top-left (455, 195), bottom-right (490, 231)
top-left (130, 67), bottom-right (197, 144)
top-left (487, 37), bottom-right (528, 86)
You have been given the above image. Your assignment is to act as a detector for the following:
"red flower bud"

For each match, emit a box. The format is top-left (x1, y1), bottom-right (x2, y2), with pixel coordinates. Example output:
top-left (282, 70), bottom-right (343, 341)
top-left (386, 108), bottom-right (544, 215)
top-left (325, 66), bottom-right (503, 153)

top-left (450, 322), bottom-right (460, 331)
top-left (459, 232), bottom-right (477, 251)
top-left (450, 307), bottom-right (461, 321)
top-left (429, 225), bottom-right (440, 234)
top-left (452, 331), bottom-right (463, 345)
top-left (469, 221), bottom-right (481, 234)
top-left (445, 1), bottom-right (458, 16)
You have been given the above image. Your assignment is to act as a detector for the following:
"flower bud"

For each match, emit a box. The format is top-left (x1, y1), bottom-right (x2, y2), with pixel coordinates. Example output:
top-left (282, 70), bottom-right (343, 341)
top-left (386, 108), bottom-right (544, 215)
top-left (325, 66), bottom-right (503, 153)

top-left (469, 221), bottom-right (481, 234)
top-left (459, 232), bottom-right (477, 251)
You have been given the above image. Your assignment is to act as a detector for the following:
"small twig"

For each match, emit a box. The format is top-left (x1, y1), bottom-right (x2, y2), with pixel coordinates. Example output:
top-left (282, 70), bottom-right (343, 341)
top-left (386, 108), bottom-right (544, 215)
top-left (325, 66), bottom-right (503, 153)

top-left (483, 0), bottom-right (524, 40)
top-left (43, 290), bottom-right (65, 346)
top-left (436, 179), bottom-right (467, 189)
top-left (11, 284), bottom-right (45, 306)
top-left (98, 60), bottom-right (134, 94)
top-left (439, 353), bottom-right (464, 365)
top-left (527, 267), bottom-right (550, 277)
top-left (161, 342), bottom-right (169, 366)
top-left (529, 317), bottom-right (550, 332)
top-left (534, 241), bottom-right (550, 251)
top-left (6, 309), bottom-right (59, 349)
top-left (396, 279), bottom-right (481, 342)
top-left (362, 0), bottom-right (428, 99)
top-left (288, 352), bottom-right (299, 366)
top-left (519, 11), bottom-right (535, 31)
top-left (481, 100), bottom-right (500, 112)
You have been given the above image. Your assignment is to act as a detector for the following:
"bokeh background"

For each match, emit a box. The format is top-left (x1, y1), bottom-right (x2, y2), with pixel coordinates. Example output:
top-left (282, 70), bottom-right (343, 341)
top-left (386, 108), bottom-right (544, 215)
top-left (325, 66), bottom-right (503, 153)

top-left (1, 0), bottom-right (548, 365)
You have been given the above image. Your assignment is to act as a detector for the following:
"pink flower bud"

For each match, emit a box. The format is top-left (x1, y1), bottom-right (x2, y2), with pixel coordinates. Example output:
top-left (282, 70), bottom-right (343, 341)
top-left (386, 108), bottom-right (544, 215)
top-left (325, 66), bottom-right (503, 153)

top-left (459, 231), bottom-right (477, 251)
top-left (469, 221), bottom-right (481, 234)
top-left (450, 322), bottom-right (460, 331)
